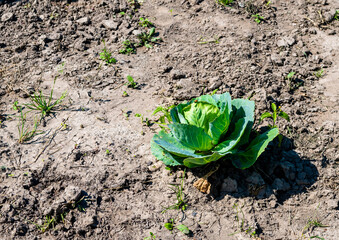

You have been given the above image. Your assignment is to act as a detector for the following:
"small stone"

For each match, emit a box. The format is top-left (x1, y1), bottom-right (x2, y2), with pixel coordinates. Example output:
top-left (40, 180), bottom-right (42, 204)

top-left (63, 185), bottom-right (83, 203)
top-left (49, 33), bottom-right (61, 40)
top-left (271, 54), bottom-right (284, 66)
top-left (220, 177), bottom-right (238, 193)
top-left (102, 20), bottom-right (119, 30)
top-left (77, 17), bottom-right (90, 25)
top-left (148, 161), bottom-right (163, 172)
top-left (132, 29), bottom-right (142, 36)
top-left (272, 178), bottom-right (290, 191)
top-left (246, 172), bottom-right (265, 185)
top-left (277, 39), bottom-right (287, 48)
top-left (327, 199), bottom-right (338, 210)
top-left (1, 12), bottom-right (14, 22)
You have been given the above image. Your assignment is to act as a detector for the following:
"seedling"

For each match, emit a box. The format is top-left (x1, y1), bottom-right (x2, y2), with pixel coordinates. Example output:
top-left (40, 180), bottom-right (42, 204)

top-left (164, 219), bottom-right (174, 232)
top-left (252, 14), bottom-right (264, 23)
top-left (286, 71), bottom-right (303, 92)
top-left (17, 108), bottom-right (43, 144)
top-left (144, 232), bottom-right (156, 240)
top-left (139, 17), bottom-right (153, 27)
top-left (119, 40), bottom-right (136, 54)
top-left (314, 69), bottom-right (324, 78)
top-left (137, 27), bottom-right (161, 49)
top-left (122, 91), bottom-right (129, 97)
top-left (35, 215), bottom-right (56, 232)
top-left (216, 0), bottom-right (234, 7)
top-left (126, 75), bottom-right (138, 89)
top-left (164, 219), bottom-right (190, 235)
top-left (162, 170), bottom-right (187, 213)
top-left (135, 113), bottom-right (151, 126)
top-left (13, 101), bottom-right (20, 110)
top-left (152, 105), bottom-right (175, 130)
top-left (229, 203), bottom-right (257, 237)
top-left (25, 63), bottom-right (67, 117)
top-left (260, 103), bottom-right (290, 147)
top-left (334, 10), bottom-right (339, 20)
top-left (106, 149), bottom-right (110, 155)
top-left (260, 103), bottom-right (290, 128)
top-left (301, 217), bottom-right (328, 239)
top-left (119, 12), bottom-right (126, 16)
top-left (99, 40), bottom-right (117, 64)
top-left (169, 9), bottom-right (173, 15)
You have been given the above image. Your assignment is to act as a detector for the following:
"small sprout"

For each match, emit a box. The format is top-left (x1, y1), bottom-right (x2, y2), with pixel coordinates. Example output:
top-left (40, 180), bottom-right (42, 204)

top-left (119, 40), bottom-right (136, 54)
top-left (106, 149), bottom-right (110, 155)
top-left (286, 71), bottom-right (296, 80)
top-left (122, 91), bottom-right (129, 97)
top-left (8, 173), bottom-right (14, 177)
top-left (126, 75), bottom-right (138, 89)
top-left (13, 101), bottom-right (20, 111)
top-left (216, 0), bottom-right (234, 7)
top-left (334, 10), bottom-right (339, 20)
top-left (119, 12), bottom-right (125, 16)
top-left (260, 103), bottom-right (290, 128)
top-left (314, 69), bottom-right (324, 78)
top-left (169, 9), bottom-right (173, 15)
top-left (139, 17), bottom-right (153, 27)
top-left (144, 232), bottom-right (156, 240)
top-left (164, 219), bottom-right (174, 232)
top-left (137, 27), bottom-right (161, 49)
top-left (176, 224), bottom-right (190, 235)
top-left (100, 40), bottom-right (117, 64)
top-left (252, 14), bottom-right (264, 23)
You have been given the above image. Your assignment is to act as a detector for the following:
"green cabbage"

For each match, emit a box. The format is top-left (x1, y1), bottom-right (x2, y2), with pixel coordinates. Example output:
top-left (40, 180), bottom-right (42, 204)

top-left (151, 92), bottom-right (279, 169)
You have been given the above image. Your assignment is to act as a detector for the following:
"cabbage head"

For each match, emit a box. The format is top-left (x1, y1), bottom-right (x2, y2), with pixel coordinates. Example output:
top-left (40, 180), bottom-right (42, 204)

top-left (151, 92), bottom-right (279, 169)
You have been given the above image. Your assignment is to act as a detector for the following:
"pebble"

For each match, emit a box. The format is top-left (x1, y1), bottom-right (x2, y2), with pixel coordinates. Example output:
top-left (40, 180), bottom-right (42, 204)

top-left (220, 177), bottom-right (238, 193)
top-left (77, 17), bottom-right (90, 25)
top-left (102, 20), bottom-right (119, 30)
top-left (1, 12), bottom-right (14, 22)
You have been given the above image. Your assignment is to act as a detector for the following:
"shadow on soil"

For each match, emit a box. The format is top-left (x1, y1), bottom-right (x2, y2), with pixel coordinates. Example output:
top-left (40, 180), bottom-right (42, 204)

top-left (190, 135), bottom-right (319, 204)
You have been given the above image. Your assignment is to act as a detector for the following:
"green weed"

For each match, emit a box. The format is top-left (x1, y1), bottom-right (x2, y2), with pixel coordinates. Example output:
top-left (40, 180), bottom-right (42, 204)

top-left (17, 108), bottom-right (42, 144)
top-left (99, 40), bottom-right (117, 64)
top-left (122, 91), bottom-right (129, 97)
top-left (252, 14), bottom-right (264, 23)
top-left (135, 113), bottom-right (151, 126)
top-left (260, 103), bottom-right (290, 128)
top-left (139, 17), bottom-right (153, 27)
top-left (286, 71), bottom-right (303, 92)
top-left (334, 10), bottom-right (338, 20)
top-left (216, 0), bottom-right (234, 7)
top-left (126, 75), bottom-right (138, 89)
top-left (119, 40), bottom-right (136, 54)
top-left (314, 69), bottom-right (324, 78)
top-left (152, 105), bottom-right (175, 130)
top-left (25, 63), bottom-right (67, 117)
top-left (229, 203), bottom-right (257, 237)
top-left (137, 27), bottom-right (161, 49)
top-left (162, 170), bottom-right (187, 213)
top-left (144, 232), bottom-right (156, 240)
top-left (164, 219), bottom-right (190, 235)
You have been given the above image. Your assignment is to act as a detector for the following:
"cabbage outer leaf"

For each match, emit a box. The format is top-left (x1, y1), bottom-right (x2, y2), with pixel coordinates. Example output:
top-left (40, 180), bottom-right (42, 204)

top-left (150, 139), bottom-right (185, 166)
top-left (153, 130), bottom-right (201, 158)
top-left (183, 152), bottom-right (223, 168)
top-left (231, 128), bottom-right (279, 169)
top-left (213, 118), bottom-right (248, 154)
top-left (230, 99), bottom-right (255, 146)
